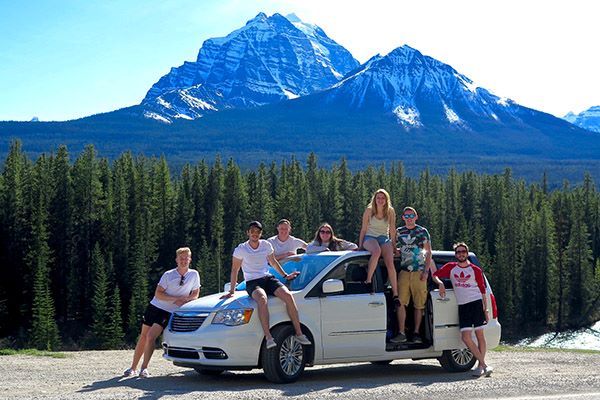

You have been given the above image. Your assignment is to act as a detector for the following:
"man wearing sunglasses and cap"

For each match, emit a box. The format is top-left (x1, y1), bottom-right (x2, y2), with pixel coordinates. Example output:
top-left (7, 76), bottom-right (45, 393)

top-left (223, 221), bottom-right (312, 350)
top-left (124, 247), bottom-right (201, 378)
top-left (392, 207), bottom-right (435, 344)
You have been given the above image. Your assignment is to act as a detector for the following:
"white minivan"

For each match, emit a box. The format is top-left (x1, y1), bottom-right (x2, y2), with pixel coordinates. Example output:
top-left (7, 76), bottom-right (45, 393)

top-left (162, 250), bottom-right (501, 383)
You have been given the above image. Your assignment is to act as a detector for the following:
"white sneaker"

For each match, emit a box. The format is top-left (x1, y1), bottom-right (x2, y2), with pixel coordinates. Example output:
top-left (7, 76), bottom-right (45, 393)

top-left (471, 367), bottom-right (484, 377)
top-left (266, 338), bottom-right (277, 349)
top-left (484, 365), bottom-right (494, 377)
top-left (123, 368), bottom-right (138, 377)
top-left (139, 368), bottom-right (150, 378)
top-left (295, 334), bottom-right (311, 346)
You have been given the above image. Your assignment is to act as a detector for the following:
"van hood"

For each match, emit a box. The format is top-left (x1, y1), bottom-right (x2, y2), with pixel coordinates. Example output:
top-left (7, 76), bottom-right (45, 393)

top-left (175, 291), bottom-right (254, 312)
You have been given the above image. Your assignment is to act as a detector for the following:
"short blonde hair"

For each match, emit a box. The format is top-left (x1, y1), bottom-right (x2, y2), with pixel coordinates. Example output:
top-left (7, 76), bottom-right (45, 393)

top-left (176, 247), bottom-right (191, 256)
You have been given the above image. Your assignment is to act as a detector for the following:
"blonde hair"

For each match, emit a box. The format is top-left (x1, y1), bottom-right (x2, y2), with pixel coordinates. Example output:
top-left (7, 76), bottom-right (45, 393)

top-left (176, 247), bottom-right (191, 256)
top-left (453, 242), bottom-right (469, 253)
top-left (368, 188), bottom-right (393, 219)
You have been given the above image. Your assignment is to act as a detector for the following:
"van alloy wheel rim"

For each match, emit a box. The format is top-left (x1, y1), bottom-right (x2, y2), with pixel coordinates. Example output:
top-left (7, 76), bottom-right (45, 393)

top-left (451, 348), bottom-right (473, 366)
top-left (279, 336), bottom-right (304, 375)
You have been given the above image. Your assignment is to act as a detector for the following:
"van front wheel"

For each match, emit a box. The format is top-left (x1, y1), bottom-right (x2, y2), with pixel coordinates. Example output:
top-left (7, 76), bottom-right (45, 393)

top-left (262, 325), bottom-right (308, 383)
top-left (438, 349), bottom-right (476, 372)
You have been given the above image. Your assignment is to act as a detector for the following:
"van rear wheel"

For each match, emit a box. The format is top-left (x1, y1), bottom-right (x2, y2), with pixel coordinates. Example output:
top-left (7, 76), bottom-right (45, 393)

top-left (438, 349), bottom-right (476, 372)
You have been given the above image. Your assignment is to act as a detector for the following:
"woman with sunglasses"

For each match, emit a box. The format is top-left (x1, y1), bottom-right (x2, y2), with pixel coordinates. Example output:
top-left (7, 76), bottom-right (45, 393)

top-left (124, 247), bottom-right (200, 378)
top-left (359, 189), bottom-right (399, 302)
top-left (306, 223), bottom-right (358, 253)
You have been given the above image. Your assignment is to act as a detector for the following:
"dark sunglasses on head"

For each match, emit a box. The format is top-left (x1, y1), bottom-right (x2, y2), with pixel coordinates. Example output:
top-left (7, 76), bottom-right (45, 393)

top-left (179, 275), bottom-right (186, 286)
top-left (320, 230), bottom-right (332, 234)
top-left (403, 213), bottom-right (416, 219)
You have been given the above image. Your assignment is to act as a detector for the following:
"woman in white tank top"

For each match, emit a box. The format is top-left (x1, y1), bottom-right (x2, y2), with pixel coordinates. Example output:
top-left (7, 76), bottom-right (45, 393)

top-left (359, 189), bottom-right (399, 307)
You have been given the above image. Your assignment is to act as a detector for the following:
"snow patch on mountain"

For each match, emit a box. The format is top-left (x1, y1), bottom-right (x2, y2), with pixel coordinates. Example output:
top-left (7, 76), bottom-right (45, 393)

top-left (393, 106), bottom-right (421, 127)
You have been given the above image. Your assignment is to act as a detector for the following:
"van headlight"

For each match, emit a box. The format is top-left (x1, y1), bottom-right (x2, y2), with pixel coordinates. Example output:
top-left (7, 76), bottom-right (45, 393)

top-left (212, 309), bottom-right (253, 326)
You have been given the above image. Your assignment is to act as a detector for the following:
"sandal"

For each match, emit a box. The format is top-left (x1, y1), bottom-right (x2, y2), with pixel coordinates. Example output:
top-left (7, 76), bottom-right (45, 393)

top-left (364, 281), bottom-right (375, 294)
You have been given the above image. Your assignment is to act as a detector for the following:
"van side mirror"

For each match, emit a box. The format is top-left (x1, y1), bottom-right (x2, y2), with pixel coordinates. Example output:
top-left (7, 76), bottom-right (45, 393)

top-left (224, 282), bottom-right (231, 293)
top-left (322, 278), bottom-right (344, 294)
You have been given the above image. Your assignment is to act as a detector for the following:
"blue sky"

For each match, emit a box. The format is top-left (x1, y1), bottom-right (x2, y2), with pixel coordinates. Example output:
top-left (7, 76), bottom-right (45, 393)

top-left (1, 0), bottom-right (599, 121)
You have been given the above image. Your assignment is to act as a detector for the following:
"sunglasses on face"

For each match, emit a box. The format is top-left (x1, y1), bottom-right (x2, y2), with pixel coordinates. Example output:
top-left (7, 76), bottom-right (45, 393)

top-left (179, 275), bottom-right (186, 286)
top-left (320, 230), bottom-right (332, 234)
top-left (455, 250), bottom-right (468, 254)
top-left (403, 213), bottom-right (416, 219)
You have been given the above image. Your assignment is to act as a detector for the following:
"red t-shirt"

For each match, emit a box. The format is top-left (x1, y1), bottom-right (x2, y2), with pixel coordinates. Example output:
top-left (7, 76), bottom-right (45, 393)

top-left (434, 262), bottom-right (486, 305)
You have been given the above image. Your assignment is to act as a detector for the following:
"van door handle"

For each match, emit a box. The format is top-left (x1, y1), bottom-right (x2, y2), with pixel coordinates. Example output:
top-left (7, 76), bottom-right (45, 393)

top-left (436, 297), bottom-right (450, 302)
top-left (369, 301), bottom-right (384, 307)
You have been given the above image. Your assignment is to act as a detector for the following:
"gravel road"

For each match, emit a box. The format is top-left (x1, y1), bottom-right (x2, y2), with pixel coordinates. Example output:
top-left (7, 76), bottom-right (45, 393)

top-left (1, 349), bottom-right (599, 400)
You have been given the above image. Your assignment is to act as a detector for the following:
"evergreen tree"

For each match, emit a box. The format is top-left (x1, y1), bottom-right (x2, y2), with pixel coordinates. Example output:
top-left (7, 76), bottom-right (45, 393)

top-left (90, 244), bottom-right (111, 348)
top-left (565, 200), bottom-right (595, 327)
top-left (28, 155), bottom-right (60, 350)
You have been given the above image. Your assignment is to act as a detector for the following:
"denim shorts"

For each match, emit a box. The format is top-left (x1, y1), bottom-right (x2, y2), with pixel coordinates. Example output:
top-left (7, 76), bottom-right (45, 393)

top-left (364, 235), bottom-right (391, 246)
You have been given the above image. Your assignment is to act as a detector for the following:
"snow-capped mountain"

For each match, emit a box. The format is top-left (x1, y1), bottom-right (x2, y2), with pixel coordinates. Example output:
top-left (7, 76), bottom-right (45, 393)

top-left (564, 106), bottom-right (600, 133)
top-left (142, 12), bottom-right (358, 122)
top-left (311, 45), bottom-right (541, 131)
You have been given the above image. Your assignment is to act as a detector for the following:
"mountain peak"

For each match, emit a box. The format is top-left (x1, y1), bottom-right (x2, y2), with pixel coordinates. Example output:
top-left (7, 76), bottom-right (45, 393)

top-left (285, 13), bottom-right (302, 23)
top-left (141, 12), bottom-right (359, 122)
top-left (563, 106), bottom-right (600, 133)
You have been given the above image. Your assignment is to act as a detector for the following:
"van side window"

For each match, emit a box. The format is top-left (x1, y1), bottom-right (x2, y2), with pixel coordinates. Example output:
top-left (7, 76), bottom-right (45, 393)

top-left (307, 258), bottom-right (371, 297)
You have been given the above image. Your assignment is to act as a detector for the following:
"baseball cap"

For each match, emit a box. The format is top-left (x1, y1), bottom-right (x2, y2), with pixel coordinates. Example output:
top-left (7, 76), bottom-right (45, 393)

top-left (247, 221), bottom-right (263, 231)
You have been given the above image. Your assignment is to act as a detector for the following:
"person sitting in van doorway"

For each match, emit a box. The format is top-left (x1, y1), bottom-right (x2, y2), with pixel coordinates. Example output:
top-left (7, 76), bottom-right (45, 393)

top-left (222, 221), bottom-right (312, 350)
top-left (433, 242), bottom-right (493, 377)
top-left (267, 218), bottom-right (308, 260)
top-left (393, 206), bottom-right (434, 344)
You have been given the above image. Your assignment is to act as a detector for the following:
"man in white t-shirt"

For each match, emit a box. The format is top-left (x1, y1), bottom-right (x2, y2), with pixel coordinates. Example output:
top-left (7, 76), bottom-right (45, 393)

top-left (267, 218), bottom-right (308, 260)
top-left (124, 247), bottom-right (200, 378)
top-left (222, 221), bottom-right (311, 350)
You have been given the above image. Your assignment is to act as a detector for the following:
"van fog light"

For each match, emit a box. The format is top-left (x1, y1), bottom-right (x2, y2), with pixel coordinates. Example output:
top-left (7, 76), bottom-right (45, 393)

top-left (212, 309), bottom-right (253, 326)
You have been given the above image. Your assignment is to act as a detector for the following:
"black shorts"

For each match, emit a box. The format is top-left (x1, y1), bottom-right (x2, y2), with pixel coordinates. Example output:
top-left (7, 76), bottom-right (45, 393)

top-left (142, 303), bottom-right (172, 328)
top-left (458, 299), bottom-right (486, 331)
top-left (246, 274), bottom-right (284, 296)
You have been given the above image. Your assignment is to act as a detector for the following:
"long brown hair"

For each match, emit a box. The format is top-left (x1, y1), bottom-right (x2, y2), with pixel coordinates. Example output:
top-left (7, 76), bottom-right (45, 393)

top-left (312, 222), bottom-right (343, 251)
top-left (368, 188), bottom-right (393, 219)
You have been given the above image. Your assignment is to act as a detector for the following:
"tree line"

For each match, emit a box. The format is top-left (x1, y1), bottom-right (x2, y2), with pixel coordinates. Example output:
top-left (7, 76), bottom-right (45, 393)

top-left (0, 141), bottom-right (598, 350)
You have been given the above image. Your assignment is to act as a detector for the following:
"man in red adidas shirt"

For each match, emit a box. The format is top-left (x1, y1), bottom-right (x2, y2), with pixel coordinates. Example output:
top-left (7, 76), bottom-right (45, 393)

top-left (433, 242), bottom-right (493, 377)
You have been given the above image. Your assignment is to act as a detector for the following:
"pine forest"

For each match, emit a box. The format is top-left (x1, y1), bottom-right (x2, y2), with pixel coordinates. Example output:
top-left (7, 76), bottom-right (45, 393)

top-left (0, 141), bottom-right (599, 351)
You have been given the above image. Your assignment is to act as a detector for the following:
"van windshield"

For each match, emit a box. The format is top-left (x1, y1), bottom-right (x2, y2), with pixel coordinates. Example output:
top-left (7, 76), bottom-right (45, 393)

top-left (236, 254), bottom-right (338, 291)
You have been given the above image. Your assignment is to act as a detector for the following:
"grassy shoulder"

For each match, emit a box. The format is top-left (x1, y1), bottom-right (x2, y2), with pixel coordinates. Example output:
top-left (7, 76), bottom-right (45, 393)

top-left (0, 348), bottom-right (67, 358)
top-left (493, 344), bottom-right (600, 355)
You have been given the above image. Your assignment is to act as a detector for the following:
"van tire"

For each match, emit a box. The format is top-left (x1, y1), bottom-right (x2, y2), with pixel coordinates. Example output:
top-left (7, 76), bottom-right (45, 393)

top-left (438, 349), bottom-right (476, 372)
top-left (262, 325), bottom-right (308, 383)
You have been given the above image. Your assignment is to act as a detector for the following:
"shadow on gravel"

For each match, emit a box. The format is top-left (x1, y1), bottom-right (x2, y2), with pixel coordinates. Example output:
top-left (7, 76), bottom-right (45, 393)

top-left (79, 361), bottom-right (473, 399)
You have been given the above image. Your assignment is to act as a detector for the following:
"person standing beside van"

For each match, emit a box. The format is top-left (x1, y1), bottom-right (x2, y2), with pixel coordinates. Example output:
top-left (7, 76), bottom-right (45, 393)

top-left (433, 242), bottom-right (493, 377)
top-left (393, 206), bottom-right (434, 344)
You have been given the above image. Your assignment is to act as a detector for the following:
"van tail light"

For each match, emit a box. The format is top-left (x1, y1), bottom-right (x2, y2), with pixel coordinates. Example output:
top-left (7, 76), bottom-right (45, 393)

top-left (490, 293), bottom-right (498, 320)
